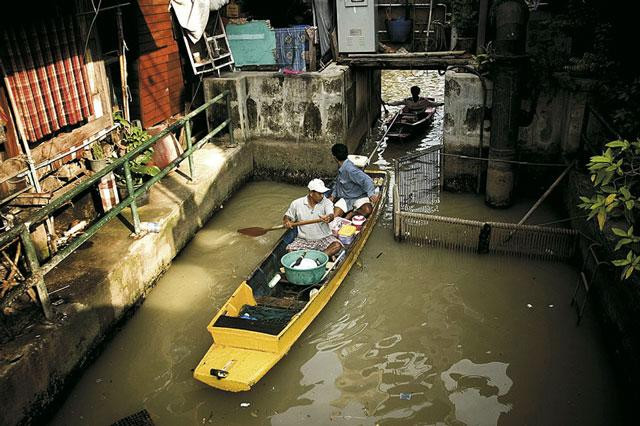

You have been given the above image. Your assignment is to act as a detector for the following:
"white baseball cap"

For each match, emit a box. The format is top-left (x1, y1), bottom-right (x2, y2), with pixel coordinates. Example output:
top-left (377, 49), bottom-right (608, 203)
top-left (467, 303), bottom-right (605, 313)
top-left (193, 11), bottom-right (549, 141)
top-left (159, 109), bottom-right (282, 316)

top-left (308, 178), bottom-right (330, 193)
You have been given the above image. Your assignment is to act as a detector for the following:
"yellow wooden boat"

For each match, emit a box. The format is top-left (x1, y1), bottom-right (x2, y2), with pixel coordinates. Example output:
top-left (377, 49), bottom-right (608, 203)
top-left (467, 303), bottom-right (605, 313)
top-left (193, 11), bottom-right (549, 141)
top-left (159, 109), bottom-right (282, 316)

top-left (193, 170), bottom-right (388, 391)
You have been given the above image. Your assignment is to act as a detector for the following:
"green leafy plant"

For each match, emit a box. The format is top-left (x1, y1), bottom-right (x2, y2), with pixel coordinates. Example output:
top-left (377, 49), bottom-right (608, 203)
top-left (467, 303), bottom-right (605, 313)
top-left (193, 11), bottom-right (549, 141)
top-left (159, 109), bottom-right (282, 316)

top-left (91, 142), bottom-right (104, 161)
top-left (113, 112), bottom-right (160, 185)
top-left (578, 140), bottom-right (640, 279)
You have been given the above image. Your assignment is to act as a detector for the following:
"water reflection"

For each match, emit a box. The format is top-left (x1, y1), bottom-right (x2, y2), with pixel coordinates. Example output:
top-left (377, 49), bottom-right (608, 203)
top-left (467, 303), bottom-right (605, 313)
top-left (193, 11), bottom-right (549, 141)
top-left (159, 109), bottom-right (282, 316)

top-left (441, 359), bottom-right (513, 425)
top-left (271, 351), bottom-right (377, 426)
top-left (50, 74), bottom-right (621, 426)
top-left (365, 70), bottom-right (446, 168)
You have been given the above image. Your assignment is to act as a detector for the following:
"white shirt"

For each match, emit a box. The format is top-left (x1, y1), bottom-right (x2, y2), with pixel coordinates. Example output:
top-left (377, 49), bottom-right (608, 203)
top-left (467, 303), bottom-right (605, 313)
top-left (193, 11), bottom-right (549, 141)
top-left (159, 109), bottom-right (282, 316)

top-left (284, 195), bottom-right (334, 240)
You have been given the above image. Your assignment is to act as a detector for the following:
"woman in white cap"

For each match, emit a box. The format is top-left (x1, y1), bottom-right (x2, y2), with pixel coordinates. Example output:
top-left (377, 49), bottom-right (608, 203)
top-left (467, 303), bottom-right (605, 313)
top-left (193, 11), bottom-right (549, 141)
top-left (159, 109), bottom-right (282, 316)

top-left (283, 178), bottom-right (343, 257)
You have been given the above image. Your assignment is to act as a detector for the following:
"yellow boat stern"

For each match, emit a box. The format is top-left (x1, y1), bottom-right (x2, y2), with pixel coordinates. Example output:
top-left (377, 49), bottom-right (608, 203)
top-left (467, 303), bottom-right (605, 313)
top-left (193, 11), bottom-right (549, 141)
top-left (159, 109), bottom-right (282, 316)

top-left (193, 343), bottom-right (281, 392)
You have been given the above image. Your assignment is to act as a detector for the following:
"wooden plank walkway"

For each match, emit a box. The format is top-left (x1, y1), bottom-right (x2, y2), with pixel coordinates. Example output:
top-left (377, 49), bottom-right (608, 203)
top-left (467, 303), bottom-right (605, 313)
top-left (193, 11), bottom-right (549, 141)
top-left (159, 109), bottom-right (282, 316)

top-left (337, 50), bottom-right (476, 70)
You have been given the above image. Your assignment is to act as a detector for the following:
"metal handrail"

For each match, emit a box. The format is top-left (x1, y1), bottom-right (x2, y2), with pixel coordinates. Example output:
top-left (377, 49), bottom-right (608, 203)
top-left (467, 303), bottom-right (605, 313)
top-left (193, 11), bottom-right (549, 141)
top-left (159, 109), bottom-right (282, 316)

top-left (0, 90), bottom-right (233, 319)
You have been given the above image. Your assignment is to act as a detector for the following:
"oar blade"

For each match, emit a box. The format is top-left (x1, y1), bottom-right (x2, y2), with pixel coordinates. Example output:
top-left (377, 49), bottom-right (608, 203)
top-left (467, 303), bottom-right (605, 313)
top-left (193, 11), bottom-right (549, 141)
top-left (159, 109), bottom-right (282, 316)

top-left (237, 227), bottom-right (267, 237)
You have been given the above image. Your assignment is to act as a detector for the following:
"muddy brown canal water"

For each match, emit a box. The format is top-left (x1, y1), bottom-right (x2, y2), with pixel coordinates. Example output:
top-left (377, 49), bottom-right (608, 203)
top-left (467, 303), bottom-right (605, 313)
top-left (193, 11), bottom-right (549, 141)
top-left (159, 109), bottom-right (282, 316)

top-left (51, 72), bottom-right (622, 425)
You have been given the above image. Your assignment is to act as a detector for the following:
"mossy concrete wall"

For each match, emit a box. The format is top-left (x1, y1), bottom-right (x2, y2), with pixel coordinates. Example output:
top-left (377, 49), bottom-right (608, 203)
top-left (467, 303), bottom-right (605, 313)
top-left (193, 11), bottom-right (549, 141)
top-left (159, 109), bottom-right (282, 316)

top-left (519, 73), bottom-right (597, 158)
top-left (443, 70), bottom-right (488, 192)
top-left (0, 144), bottom-right (253, 425)
top-left (204, 65), bottom-right (381, 182)
top-left (443, 70), bottom-right (596, 193)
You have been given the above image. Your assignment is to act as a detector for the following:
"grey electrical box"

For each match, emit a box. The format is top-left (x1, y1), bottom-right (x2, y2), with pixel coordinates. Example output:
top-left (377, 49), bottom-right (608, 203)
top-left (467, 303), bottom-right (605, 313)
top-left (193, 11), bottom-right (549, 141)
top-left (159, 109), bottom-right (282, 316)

top-left (336, 0), bottom-right (377, 53)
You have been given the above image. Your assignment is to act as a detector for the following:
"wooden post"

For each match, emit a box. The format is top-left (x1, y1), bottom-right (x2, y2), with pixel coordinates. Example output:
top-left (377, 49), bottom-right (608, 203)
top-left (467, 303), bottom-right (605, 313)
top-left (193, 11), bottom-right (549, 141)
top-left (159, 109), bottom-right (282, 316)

top-left (393, 181), bottom-right (402, 241)
top-left (185, 119), bottom-right (194, 179)
top-left (308, 30), bottom-right (317, 72)
top-left (476, 0), bottom-right (490, 54)
top-left (330, 29), bottom-right (338, 61)
top-left (516, 162), bottom-right (575, 226)
top-left (116, 7), bottom-right (130, 121)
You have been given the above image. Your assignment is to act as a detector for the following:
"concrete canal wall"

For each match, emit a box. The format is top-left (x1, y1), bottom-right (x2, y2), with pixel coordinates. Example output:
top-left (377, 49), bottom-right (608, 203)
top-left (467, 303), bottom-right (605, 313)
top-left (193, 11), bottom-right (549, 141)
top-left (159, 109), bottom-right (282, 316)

top-left (0, 144), bottom-right (253, 425)
top-left (566, 172), bottom-right (640, 405)
top-left (443, 70), bottom-right (595, 192)
top-left (204, 64), bottom-right (381, 182)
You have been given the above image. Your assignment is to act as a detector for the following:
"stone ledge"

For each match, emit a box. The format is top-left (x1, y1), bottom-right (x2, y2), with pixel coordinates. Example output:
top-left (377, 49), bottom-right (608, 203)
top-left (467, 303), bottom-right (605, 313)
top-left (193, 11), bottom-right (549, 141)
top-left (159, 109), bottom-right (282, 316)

top-left (0, 143), bottom-right (253, 425)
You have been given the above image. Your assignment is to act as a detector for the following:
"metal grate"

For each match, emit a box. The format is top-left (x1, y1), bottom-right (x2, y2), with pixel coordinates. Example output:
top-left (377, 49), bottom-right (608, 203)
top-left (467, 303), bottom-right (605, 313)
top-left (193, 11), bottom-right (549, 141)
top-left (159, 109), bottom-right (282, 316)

top-left (111, 410), bottom-right (154, 426)
top-left (395, 212), bottom-right (577, 260)
top-left (395, 145), bottom-right (442, 213)
top-left (393, 147), bottom-right (578, 260)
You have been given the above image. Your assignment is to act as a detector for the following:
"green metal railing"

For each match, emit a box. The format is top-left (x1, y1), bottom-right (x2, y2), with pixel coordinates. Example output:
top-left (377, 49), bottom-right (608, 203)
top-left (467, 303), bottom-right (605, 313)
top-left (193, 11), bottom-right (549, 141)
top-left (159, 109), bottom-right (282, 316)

top-left (0, 91), bottom-right (234, 320)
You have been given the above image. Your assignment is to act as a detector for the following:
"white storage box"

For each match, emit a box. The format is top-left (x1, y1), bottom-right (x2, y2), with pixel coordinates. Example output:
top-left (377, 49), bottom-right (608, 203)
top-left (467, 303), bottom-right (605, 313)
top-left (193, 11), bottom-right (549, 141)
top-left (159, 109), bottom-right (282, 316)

top-left (348, 154), bottom-right (368, 168)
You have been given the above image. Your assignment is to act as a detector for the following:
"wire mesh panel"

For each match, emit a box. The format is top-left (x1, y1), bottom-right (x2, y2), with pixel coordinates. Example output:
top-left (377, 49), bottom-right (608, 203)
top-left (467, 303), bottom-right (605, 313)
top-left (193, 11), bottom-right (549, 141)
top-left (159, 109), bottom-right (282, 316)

top-left (395, 145), bottom-right (442, 213)
top-left (111, 410), bottom-right (154, 426)
top-left (398, 213), bottom-right (483, 251)
top-left (392, 144), bottom-right (578, 260)
top-left (395, 211), bottom-right (578, 260)
top-left (488, 221), bottom-right (577, 260)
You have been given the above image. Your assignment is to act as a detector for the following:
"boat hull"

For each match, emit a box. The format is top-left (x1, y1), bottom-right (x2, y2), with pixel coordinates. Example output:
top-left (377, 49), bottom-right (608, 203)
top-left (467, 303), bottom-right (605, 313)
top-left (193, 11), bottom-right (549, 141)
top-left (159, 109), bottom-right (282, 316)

top-left (194, 171), bottom-right (388, 391)
top-left (386, 108), bottom-right (435, 141)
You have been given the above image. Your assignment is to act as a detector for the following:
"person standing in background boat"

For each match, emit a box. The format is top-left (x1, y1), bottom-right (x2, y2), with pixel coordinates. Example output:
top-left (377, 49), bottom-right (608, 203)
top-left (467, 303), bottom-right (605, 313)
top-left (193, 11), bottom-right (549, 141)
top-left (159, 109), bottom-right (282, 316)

top-left (383, 85), bottom-right (443, 117)
top-left (330, 143), bottom-right (379, 219)
top-left (283, 179), bottom-right (343, 257)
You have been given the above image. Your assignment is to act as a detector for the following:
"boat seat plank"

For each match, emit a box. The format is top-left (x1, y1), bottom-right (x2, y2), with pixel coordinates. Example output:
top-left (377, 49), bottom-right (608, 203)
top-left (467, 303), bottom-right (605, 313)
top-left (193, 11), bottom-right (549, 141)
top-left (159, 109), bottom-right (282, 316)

top-left (214, 304), bottom-right (297, 335)
top-left (256, 296), bottom-right (306, 311)
top-left (214, 315), bottom-right (288, 335)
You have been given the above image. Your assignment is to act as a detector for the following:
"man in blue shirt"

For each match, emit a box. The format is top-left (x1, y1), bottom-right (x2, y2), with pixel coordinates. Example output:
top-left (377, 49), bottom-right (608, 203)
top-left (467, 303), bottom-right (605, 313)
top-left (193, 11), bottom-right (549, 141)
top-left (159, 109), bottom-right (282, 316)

top-left (330, 143), bottom-right (380, 219)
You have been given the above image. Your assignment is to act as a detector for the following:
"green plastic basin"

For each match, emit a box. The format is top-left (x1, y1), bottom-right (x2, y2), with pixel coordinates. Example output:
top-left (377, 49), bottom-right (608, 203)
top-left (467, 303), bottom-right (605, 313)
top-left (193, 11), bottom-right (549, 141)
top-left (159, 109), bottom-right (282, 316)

top-left (281, 250), bottom-right (329, 286)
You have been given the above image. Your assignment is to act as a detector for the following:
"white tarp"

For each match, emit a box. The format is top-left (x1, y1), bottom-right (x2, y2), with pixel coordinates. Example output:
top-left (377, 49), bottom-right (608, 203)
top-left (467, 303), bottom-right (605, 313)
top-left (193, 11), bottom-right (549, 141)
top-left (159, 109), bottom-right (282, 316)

top-left (170, 0), bottom-right (229, 43)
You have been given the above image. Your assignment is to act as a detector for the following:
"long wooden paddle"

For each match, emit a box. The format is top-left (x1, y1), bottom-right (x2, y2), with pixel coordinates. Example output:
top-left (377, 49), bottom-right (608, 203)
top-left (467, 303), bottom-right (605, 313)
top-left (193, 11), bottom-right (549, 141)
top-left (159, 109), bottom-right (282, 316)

top-left (238, 217), bottom-right (327, 237)
top-left (366, 110), bottom-right (401, 166)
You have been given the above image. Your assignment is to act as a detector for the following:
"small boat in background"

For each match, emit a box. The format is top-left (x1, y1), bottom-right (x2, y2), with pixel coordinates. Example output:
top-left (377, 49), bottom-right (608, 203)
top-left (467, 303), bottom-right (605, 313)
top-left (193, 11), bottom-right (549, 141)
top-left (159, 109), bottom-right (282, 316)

top-left (193, 171), bottom-right (388, 392)
top-left (386, 107), bottom-right (436, 142)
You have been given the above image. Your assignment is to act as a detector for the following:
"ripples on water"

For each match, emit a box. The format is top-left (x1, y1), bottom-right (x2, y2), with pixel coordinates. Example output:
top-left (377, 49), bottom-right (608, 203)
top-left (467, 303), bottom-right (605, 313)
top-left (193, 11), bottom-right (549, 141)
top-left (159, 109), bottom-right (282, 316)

top-left (50, 72), bottom-right (621, 426)
top-left (363, 70), bottom-right (446, 170)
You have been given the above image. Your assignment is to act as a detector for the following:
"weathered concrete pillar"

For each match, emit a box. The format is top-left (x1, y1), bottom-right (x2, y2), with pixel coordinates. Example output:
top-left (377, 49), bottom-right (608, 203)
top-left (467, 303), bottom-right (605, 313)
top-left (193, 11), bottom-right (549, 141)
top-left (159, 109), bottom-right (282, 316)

top-left (485, 0), bottom-right (527, 207)
top-left (443, 71), bottom-right (487, 192)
